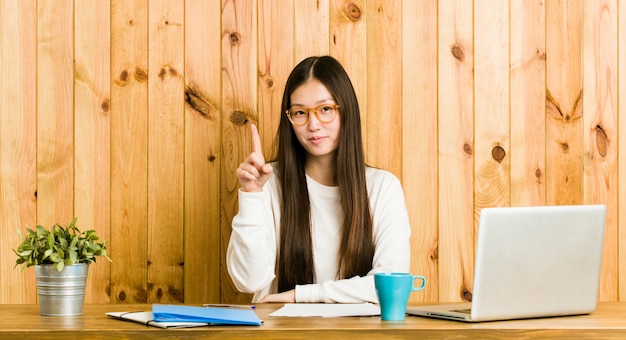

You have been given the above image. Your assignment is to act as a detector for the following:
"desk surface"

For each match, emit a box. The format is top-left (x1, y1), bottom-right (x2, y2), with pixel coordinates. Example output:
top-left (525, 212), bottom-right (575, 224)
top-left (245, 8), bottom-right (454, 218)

top-left (2, 302), bottom-right (626, 339)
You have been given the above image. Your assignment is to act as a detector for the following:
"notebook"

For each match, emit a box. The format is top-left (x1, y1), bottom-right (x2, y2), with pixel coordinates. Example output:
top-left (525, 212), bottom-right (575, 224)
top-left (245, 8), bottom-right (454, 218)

top-left (407, 204), bottom-right (606, 322)
top-left (107, 304), bottom-right (262, 328)
top-left (151, 304), bottom-right (262, 325)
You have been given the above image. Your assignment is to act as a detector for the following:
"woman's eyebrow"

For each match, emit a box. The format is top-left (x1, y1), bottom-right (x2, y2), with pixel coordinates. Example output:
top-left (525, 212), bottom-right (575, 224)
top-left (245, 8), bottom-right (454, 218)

top-left (290, 99), bottom-right (336, 107)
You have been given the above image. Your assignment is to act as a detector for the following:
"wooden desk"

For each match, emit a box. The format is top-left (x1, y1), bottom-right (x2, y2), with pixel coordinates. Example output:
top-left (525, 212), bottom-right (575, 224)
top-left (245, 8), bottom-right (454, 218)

top-left (1, 303), bottom-right (626, 339)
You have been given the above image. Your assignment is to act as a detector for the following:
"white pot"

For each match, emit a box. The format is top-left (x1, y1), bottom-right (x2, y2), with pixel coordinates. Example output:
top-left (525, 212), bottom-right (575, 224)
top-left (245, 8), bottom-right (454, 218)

top-left (34, 263), bottom-right (89, 316)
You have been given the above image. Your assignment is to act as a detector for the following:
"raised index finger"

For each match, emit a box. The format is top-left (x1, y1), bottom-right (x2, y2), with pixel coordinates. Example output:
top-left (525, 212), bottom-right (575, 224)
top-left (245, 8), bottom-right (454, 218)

top-left (250, 123), bottom-right (264, 160)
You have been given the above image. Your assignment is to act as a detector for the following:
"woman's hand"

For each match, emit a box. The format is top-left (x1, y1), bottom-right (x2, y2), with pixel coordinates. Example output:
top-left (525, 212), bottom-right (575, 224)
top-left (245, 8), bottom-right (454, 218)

top-left (236, 124), bottom-right (273, 192)
top-left (259, 289), bottom-right (295, 303)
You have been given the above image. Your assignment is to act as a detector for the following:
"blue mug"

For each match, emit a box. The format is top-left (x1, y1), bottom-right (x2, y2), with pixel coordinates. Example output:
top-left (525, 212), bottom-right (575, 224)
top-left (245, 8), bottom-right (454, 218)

top-left (374, 272), bottom-right (426, 321)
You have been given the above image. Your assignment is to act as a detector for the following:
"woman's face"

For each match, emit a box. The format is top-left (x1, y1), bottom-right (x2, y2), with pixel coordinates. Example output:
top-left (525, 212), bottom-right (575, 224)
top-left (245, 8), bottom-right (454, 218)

top-left (289, 79), bottom-right (341, 160)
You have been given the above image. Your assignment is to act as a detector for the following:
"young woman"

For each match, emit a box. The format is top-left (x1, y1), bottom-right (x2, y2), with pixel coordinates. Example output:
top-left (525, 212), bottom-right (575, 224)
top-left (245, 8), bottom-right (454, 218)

top-left (227, 56), bottom-right (411, 303)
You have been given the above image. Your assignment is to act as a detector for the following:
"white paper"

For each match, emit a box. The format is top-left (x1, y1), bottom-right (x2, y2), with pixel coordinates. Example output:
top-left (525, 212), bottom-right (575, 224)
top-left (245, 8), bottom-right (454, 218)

top-left (268, 303), bottom-right (381, 318)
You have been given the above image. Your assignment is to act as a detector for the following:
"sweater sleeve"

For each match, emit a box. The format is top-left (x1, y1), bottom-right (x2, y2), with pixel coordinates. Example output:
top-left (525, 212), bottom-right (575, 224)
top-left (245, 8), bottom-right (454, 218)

top-left (226, 181), bottom-right (279, 300)
top-left (295, 169), bottom-right (412, 303)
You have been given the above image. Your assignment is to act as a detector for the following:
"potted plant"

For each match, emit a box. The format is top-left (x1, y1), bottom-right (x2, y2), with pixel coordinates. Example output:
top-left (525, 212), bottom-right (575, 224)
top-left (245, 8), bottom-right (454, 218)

top-left (13, 217), bottom-right (111, 316)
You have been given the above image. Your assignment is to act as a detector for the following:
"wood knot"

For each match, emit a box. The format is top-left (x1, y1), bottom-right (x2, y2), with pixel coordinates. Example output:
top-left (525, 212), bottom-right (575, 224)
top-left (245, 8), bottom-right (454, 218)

top-left (535, 168), bottom-right (542, 179)
top-left (462, 290), bottom-right (473, 302)
top-left (536, 48), bottom-right (546, 60)
top-left (156, 287), bottom-right (163, 299)
top-left (595, 125), bottom-right (608, 157)
top-left (101, 99), bottom-right (110, 112)
top-left (560, 142), bottom-right (569, 153)
top-left (120, 69), bottom-right (130, 82)
top-left (208, 155), bottom-right (216, 162)
top-left (156, 66), bottom-right (180, 80)
top-left (430, 245), bottom-right (438, 261)
top-left (168, 286), bottom-right (184, 302)
top-left (230, 32), bottom-right (240, 45)
top-left (491, 145), bottom-right (506, 163)
top-left (184, 85), bottom-right (212, 117)
top-left (134, 67), bottom-right (148, 83)
top-left (230, 111), bottom-right (249, 125)
top-left (345, 3), bottom-right (362, 21)
top-left (118, 291), bottom-right (127, 301)
top-left (266, 77), bottom-right (274, 88)
top-left (463, 143), bottom-right (473, 156)
top-left (451, 45), bottom-right (465, 61)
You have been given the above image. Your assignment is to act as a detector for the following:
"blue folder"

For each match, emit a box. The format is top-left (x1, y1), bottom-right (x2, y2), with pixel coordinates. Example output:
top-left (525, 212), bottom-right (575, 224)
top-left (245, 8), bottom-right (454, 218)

top-left (152, 304), bottom-right (262, 326)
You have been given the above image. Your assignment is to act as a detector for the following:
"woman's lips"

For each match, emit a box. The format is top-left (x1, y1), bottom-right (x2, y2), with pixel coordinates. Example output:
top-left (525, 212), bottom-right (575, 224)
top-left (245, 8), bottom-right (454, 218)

top-left (309, 136), bottom-right (326, 144)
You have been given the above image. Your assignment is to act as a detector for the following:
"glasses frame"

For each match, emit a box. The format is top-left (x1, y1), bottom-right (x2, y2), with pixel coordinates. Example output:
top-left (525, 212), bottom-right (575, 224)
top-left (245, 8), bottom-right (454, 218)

top-left (285, 103), bottom-right (340, 126)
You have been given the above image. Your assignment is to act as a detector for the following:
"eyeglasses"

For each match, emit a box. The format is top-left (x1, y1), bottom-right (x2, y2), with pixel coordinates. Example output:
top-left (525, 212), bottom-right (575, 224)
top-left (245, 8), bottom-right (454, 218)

top-left (285, 103), bottom-right (340, 126)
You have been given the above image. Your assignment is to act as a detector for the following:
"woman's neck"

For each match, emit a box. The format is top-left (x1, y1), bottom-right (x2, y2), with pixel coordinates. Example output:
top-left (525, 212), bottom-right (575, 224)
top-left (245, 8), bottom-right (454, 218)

top-left (305, 155), bottom-right (337, 186)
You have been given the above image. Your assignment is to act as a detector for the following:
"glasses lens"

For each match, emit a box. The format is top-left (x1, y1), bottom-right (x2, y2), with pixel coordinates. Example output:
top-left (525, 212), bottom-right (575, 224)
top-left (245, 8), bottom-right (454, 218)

top-left (315, 105), bottom-right (337, 123)
top-left (289, 107), bottom-right (308, 125)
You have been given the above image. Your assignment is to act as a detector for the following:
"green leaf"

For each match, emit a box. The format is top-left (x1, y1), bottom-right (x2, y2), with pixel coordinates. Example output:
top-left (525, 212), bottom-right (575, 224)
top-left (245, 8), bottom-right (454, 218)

top-left (19, 250), bottom-right (33, 257)
top-left (13, 217), bottom-right (111, 270)
top-left (57, 247), bottom-right (65, 259)
top-left (49, 253), bottom-right (61, 263)
top-left (70, 236), bottom-right (78, 248)
top-left (46, 232), bottom-right (54, 248)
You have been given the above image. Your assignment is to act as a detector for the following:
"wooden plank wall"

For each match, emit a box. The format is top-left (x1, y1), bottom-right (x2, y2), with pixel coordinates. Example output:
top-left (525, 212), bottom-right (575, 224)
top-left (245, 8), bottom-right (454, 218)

top-left (0, 0), bottom-right (623, 305)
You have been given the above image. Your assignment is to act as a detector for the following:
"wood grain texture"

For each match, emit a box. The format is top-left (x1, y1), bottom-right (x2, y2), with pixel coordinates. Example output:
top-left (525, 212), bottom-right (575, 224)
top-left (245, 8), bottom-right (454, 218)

top-left (146, 0), bottom-right (185, 304)
top-left (619, 0), bottom-right (626, 303)
top-left (582, 0), bottom-right (618, 302)
top-left (110, 0), bottom-right (149, 304)
top-left (474, 0), bottom-right (510, 211)
top-left (0, 0), bottom-right (37, 304)
top-left (402, 0), bottom-right (438, 303)
top-left (7, 303), bottom-right (626, 339)
top-left (545, 0), bottom-right (583, 206)
top-left (510, 0), bottom-right (546, 207)
top-left (74, 0), bottom-right (112, 304)
top-left (365, 0), bottom-right (402, 176)
top-left (3, 0), bottom-right (626, 306)
top-left (295, 0), bottom-right (330, 61)
top-left (221, 0), bottom-right (257, 304)
top-left (36, 0), bottom-right (74, 226)
top-left (258, 0), bottom-right (293, 160)
top-left (183, 0), bottom-right (222, 304)
top-left (437, 0), bottom-right (474, 303)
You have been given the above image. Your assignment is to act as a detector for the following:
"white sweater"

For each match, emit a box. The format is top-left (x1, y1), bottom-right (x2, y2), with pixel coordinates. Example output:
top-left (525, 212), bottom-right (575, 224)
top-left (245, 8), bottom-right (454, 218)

top-left (226, 166), bottom-right (411, 303)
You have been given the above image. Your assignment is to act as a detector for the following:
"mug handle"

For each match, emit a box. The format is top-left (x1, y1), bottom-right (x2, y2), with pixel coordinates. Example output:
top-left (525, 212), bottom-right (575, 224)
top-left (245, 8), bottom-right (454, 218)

top-left (411, 276), bottom-right (427, 291)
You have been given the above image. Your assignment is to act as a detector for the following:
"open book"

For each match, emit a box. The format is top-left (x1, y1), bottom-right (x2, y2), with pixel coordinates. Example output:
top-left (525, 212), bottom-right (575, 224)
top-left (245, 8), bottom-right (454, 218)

top-left (106, 311), bottom-right (209, 329)
top-left (107, 304), bottom-right (262, 329)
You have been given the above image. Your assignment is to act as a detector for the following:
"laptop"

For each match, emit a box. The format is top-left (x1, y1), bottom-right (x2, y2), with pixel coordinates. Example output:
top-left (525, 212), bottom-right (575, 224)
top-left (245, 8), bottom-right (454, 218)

top-left (407, 204), bottom-right (607, 322)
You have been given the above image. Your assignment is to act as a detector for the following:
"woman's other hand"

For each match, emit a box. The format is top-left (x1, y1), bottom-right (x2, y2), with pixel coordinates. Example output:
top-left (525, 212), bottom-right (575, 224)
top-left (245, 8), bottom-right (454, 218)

top-left (259, 289), bottom-right (296, 303)
top-left (236, 124), bottom-right (273, 192)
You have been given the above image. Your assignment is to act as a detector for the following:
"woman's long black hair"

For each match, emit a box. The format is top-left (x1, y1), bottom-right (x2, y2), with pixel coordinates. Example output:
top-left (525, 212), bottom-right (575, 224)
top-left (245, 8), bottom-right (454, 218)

top-left (274, 56), bottom-right (374, 292)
